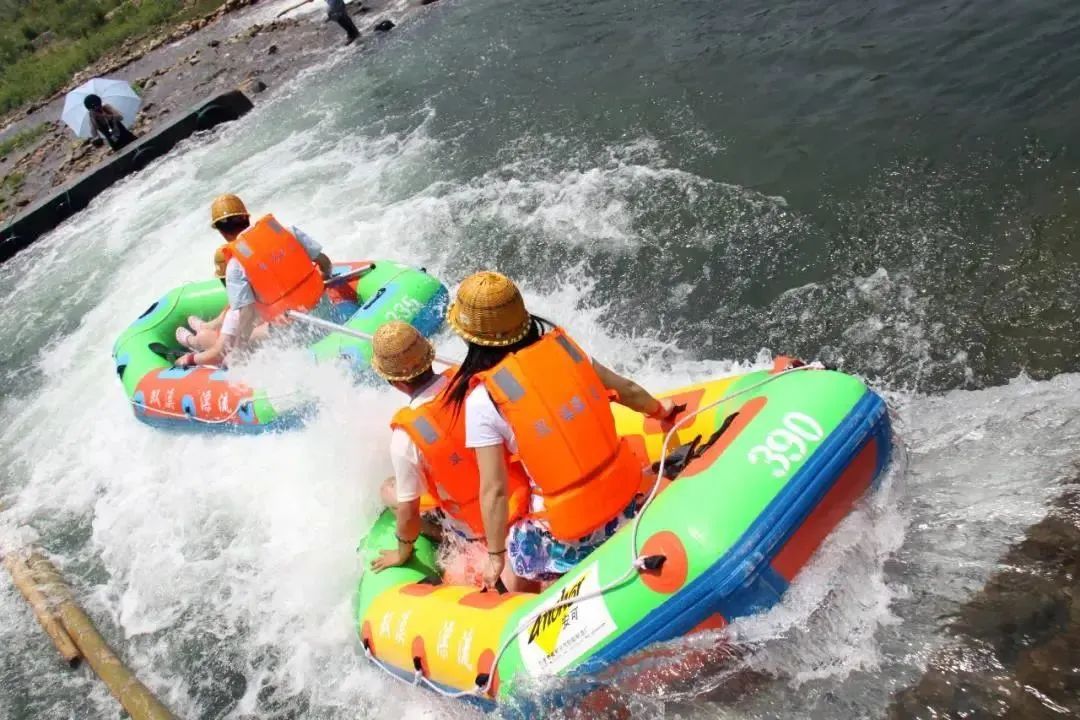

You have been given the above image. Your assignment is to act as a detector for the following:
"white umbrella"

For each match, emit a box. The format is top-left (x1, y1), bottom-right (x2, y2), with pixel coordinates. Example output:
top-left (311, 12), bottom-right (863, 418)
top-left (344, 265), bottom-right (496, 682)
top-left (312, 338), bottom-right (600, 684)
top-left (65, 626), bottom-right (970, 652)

top-left (61, 77), bottom-right (141, 139)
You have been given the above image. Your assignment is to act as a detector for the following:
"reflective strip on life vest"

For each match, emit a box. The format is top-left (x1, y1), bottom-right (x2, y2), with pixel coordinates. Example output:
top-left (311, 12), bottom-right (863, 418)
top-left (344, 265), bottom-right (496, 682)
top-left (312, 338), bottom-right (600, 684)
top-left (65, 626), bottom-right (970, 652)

top-left (391, 375), bottom-right (530, 538)
top-left (479, 327), bottom-right (642, 541)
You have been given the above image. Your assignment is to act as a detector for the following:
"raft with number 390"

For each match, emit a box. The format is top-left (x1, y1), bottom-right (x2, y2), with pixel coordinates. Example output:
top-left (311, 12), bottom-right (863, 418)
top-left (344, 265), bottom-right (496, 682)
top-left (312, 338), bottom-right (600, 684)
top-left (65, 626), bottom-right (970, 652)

top-left (353, 359), bottom-right (892, 712)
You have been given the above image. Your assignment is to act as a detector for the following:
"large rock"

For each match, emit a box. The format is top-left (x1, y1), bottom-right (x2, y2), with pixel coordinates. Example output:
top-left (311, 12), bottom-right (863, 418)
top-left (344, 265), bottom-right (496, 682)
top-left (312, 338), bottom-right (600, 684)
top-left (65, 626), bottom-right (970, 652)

top-left (889, 487), bottom-right (1080, 719)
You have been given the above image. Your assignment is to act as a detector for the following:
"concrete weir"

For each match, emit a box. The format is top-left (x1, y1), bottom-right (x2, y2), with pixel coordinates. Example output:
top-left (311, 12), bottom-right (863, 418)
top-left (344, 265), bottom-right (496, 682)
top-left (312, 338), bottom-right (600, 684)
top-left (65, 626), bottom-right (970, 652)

top-left (0, 89), bottom-right (253, 264)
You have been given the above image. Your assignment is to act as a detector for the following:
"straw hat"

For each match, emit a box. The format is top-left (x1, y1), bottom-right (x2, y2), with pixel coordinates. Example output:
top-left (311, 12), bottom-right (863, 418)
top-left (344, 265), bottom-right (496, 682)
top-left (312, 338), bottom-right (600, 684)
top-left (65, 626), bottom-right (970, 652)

top-left (447, 271), bottom-right (531, 347)
top-left (371, 321), bottom-right (435, 382)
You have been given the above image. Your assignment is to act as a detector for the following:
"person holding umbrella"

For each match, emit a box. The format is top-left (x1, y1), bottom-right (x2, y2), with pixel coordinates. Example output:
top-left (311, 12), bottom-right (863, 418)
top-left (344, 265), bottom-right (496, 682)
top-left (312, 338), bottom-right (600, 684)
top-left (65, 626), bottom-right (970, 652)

top-left (62, 78), bottom-right (141, 152)
top-left (83, 94), bottom-right (137, 152)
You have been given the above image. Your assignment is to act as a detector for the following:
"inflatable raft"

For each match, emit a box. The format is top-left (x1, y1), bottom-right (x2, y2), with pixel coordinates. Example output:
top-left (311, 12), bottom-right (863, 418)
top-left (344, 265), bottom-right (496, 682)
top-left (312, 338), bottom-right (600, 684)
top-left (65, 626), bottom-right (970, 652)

top-left (353, 360), bottom-right (891, 711)
top-left (112, 260), bottom-right (447, 432)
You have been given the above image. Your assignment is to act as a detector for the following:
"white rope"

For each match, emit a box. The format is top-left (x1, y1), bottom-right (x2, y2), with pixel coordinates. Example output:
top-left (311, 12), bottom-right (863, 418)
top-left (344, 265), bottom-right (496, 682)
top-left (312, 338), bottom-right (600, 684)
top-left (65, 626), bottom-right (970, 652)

top-left (128, 389), bottom-right (305, 425)
top-left (366, 363), bottom-right (823, 699)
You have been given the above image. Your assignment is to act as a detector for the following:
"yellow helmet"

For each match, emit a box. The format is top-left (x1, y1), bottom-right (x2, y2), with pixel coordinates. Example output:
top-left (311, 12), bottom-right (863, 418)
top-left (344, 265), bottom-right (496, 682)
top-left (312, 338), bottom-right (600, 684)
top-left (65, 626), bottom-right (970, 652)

top-left (210, 194), bottom-right (249, 227)
top-left (371, 321), bottom-right (435, 382)
top-left (447, 271), bottom-right (531, 347)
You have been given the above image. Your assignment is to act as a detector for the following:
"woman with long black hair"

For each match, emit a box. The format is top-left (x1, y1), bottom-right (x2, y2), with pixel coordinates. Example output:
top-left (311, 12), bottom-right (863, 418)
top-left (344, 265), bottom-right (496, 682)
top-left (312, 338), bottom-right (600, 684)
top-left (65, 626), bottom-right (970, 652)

top-left (445, 271), bottom-right (679, 590)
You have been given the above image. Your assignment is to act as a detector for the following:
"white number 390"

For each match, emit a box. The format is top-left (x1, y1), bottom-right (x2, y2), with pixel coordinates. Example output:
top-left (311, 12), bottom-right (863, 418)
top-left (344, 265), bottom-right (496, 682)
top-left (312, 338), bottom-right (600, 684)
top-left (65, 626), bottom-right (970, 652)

top-left (747, 412), bottom-right (825, 478)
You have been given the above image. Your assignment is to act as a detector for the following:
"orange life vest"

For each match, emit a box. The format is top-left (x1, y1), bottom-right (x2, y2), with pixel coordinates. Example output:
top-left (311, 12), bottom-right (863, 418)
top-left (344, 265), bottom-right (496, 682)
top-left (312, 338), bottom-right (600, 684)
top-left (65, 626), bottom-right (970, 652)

top-left (223, 214), bottom-right (324, 322)
top-left (475, 327), bottom-right (643, 541)
top-left (391, 373), bottom-right (531, 538)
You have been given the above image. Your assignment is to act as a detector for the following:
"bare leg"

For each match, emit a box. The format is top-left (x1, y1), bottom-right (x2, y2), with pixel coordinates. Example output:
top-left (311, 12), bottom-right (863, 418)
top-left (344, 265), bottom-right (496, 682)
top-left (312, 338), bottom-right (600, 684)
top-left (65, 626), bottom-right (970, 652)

top-left (501, 565), bottom-right (540, 594)
top-left (191, 327), bottom-right (220, 351)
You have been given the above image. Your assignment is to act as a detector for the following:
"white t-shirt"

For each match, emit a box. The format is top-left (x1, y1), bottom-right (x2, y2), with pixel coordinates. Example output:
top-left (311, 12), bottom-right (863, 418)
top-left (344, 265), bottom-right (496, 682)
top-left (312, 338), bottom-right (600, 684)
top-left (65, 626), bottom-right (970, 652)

top-left (466, 385), bottom-right (539, 512)
top-left (464, 351), bottom-right (595, 515)
top-left (390, 374), bottom-right (451, 503)
top-left (464, 386), bottom-right (517, 452)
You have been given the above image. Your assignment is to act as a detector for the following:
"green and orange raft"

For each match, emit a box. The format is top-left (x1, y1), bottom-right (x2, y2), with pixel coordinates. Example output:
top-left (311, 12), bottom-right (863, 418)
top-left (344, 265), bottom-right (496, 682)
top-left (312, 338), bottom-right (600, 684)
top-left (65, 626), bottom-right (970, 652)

top-left (353, 360), bottom-right (891, 711)
top-left (112, 260), bottom-right (448, 432)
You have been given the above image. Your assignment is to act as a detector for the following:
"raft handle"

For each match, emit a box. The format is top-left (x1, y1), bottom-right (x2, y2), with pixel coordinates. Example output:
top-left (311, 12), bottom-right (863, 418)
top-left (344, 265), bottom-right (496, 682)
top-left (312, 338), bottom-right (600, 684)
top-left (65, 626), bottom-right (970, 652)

top-left (636, 554), bottom-right (667, 572)
top-left (480, 577), bottom-right (509, 595)
top-left (651, 411), bottom-right (741, 480)
top-left (474, 673), bottom-right (490, 688)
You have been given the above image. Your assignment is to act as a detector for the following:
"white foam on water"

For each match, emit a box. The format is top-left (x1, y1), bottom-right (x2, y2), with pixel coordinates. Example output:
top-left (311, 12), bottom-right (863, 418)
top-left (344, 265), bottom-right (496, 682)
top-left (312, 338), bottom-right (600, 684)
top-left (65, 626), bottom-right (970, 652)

top-left (2, 53), bottom-right (1080, 720)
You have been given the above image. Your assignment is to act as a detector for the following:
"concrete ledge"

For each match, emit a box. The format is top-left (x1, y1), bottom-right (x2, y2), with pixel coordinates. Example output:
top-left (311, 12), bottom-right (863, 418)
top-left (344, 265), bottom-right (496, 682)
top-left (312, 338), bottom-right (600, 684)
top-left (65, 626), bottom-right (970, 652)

top-left (0, 89), bottom-right (253, 264)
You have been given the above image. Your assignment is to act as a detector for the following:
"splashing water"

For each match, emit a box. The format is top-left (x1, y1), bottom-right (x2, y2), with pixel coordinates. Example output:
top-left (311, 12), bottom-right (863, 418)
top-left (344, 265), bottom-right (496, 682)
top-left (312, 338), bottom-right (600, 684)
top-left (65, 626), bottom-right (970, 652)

top-left (5, 0), bottom-right (1080, 718)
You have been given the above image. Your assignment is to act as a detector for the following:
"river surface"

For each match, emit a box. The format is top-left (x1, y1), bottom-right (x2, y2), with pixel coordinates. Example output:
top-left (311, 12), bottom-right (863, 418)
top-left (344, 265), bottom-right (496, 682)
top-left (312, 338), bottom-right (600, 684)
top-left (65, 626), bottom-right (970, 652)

top-left (3, 0), bottom-right (1080, 717)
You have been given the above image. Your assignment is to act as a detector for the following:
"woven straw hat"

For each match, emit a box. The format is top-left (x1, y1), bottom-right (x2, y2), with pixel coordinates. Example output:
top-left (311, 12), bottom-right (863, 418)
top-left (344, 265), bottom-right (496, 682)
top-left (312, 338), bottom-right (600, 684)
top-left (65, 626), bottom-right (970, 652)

top-left (371, 321), bottom-right (435, 382)
top-left (447, 271), bottom-right (531, 347)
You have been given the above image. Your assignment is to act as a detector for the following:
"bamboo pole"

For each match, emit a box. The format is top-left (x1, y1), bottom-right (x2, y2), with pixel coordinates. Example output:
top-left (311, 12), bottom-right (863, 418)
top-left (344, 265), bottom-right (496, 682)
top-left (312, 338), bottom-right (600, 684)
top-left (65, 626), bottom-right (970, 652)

top-left (26, 552), bottom-right (177, 720)
top-left (1, 551), bottom-right (81, 666)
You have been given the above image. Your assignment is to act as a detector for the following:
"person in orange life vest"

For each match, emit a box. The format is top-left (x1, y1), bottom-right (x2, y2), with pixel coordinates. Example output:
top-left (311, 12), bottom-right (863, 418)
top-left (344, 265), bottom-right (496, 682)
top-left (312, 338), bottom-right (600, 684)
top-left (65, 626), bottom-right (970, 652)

top-left (444, 271), bottom-right (681, 589)
top-left (175, 194), bottom-right (332, 367)
top-left (368, 322), bottom-right (532, 587)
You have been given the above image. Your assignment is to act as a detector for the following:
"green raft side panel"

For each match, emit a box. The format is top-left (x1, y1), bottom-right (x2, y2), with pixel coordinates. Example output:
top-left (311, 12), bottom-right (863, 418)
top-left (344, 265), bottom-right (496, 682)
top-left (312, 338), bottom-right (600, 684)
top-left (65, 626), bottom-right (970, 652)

top-left (310, 261), bottom-right (449, 369)
top-left (491, 369), bottom-right (871, 693)
top-left (354, 510), bottom-right (440, 622)
top-left (112, 279), bottom-right (229, 397)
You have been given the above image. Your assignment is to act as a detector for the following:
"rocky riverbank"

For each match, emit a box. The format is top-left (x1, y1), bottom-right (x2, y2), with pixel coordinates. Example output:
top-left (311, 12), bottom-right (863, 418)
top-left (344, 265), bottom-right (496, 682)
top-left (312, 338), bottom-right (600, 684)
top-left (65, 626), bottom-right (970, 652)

top-left (889, 478), bottom-right (1080, 719)
top-left (0, 0), bottom-right (433, 225)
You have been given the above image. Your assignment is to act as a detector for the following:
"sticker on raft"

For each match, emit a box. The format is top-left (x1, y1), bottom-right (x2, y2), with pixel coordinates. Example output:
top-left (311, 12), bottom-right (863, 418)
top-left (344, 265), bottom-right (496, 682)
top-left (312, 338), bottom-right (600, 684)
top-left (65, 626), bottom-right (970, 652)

top-left (518, 564), bottom-right (617, 675)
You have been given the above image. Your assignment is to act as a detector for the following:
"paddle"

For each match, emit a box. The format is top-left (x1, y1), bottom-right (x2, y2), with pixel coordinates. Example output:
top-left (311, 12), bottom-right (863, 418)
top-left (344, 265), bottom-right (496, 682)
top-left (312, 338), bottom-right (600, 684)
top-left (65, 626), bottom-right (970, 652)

top-left (276, 0), bottom-right (314, 18)
top-left (286, 310), bottom-right (461, 367)
top-left (324, 263), bottom-right (374, 287)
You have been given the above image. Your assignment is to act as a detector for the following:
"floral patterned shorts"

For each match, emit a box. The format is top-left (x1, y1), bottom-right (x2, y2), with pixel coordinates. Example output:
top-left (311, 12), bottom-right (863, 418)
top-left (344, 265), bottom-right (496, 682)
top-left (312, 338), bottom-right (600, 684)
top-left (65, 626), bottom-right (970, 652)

top-left (506, 500), bottom-right (641, 581)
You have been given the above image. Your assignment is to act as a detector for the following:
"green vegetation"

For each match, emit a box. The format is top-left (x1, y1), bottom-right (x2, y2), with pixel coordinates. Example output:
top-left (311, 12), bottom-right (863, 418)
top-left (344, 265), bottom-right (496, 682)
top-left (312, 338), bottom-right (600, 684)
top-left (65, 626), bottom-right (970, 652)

top-left (0, 123), bottom-right (48, 157)
top-left (0, 0), bottom-right (225, 115)
top-left (1, 172), bottom-right (25, 195)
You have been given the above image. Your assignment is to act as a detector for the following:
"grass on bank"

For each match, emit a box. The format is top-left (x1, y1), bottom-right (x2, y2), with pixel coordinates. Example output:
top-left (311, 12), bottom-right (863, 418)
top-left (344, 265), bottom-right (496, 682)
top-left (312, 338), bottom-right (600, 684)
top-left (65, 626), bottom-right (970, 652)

top-left (0, 170), bottom-right (26, 212)
top-left (0, 0), bottom-right (226, 115)
top-left (0, 123), bottom-right (48, 158)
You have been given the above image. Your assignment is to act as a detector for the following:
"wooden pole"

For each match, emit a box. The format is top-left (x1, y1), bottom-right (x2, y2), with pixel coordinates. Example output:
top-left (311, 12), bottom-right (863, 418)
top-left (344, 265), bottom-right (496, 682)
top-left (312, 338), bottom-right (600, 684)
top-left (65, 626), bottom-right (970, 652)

top-left (26, 552), bottom-right (177, 720)
top-left (276, 0), bottom-right (313, 18)
top-left (1, 551), bottom-right (81, 666)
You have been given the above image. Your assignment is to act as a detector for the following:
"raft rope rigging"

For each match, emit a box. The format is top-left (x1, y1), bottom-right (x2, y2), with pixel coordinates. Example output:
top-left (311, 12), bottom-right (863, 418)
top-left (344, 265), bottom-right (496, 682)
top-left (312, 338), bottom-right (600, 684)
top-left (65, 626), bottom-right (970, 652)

top-left (361, 362), bottom-right (824, 699)
top-left (127, 389), bottom-right (306, 425)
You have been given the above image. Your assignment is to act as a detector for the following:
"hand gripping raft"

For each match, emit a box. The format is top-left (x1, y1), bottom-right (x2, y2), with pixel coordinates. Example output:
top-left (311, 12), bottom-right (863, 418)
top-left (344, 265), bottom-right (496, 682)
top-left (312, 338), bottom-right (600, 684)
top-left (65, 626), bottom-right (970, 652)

top-left (112, 260), bottom-right (448, 433)
top-left (353, 360), bottom-right (893, 714)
